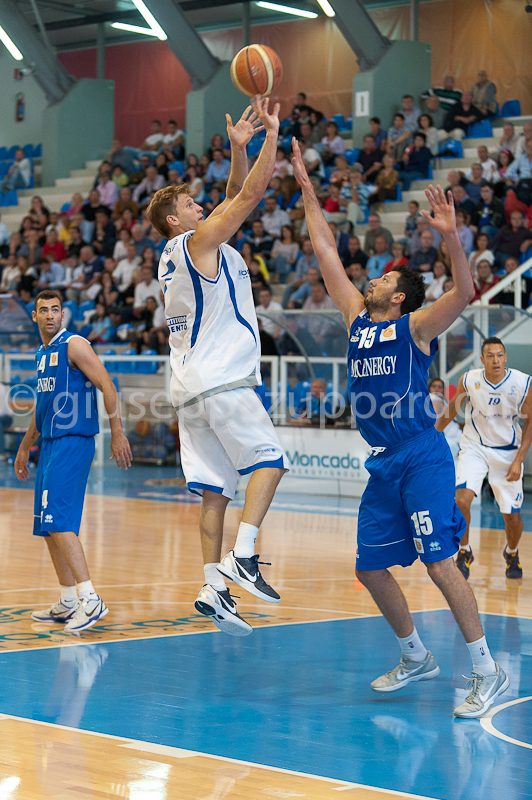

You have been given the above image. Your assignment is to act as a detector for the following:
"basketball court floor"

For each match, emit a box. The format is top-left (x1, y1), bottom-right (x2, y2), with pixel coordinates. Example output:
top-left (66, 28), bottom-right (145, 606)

top-left (0, 462), bottom-right (531, 799)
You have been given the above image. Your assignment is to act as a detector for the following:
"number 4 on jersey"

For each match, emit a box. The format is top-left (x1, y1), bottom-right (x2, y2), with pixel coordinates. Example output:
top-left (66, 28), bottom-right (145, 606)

top-left (411, 510), bottom-right (433, 535)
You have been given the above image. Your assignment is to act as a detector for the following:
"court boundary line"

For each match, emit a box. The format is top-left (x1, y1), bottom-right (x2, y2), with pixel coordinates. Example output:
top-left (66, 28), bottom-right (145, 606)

top-left (0, 609), bottom-right (451, 656)
top-left (0, 713), bottom-right (443, 800)
top-left (480, 695), bottom-right (532, 749)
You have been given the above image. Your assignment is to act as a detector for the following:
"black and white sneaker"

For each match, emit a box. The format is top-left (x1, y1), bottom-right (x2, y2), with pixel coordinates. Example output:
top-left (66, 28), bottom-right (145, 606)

top-left (217, 551), bottom-right (280, 603)
top-left (194, 585), bottom-right (252, 637)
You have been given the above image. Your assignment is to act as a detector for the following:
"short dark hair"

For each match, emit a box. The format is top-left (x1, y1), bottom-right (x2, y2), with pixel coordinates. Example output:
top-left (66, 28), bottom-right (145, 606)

top-left (402, 94), bottom-right (413, 100)
top-left (152, 119), bottom-right (161, 125)
top-left (259, 285), bottom-right (271, 294)
top-left (409, 200), bottom-right (420, 208)
top-left (168, 119), bottom-right (177, 125)
top-left (481, 336), bottom-right (505, 354)
top-left (428, 377), bottom-right (444, 390)
top-left (394, 112), bottom-right (405, 121)
top-left (393, 265), bottom-right (427, 315)
top-left (370, 116), bottom-right (381, 125)
top-left (35, 289), bottom-right (63, 308)
top-left (414, 132), bottom-right (427, 142)
top-left (314, 278), bottom-right (326, 289)
top-left (298, 91), bottom-right (307, 100)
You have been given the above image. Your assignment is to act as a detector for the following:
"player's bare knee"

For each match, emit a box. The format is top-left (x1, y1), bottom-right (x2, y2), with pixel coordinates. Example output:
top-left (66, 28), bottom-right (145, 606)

top-left (355, 567), bottom-right (388, 586)
top-left (455, 489), bottom-right (474, 512)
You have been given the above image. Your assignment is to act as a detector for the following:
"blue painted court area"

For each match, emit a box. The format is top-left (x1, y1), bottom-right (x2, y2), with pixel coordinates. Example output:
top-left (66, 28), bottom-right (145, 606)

top-left (0, 611), bottom-right (531, 799)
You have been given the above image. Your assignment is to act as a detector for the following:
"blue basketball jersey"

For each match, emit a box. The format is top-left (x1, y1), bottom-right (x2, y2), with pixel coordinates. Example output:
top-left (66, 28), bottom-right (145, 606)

top-left (347, 310), bottom-right (437, 448)
top-left (35, 328), bottom-right (99, 439)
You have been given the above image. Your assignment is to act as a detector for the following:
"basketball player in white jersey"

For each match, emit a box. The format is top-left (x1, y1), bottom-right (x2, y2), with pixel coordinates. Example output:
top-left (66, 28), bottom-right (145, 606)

top-left (147, 98), bottom-right (289, 636)
top-left (437, 337), bottom-right (532, 579)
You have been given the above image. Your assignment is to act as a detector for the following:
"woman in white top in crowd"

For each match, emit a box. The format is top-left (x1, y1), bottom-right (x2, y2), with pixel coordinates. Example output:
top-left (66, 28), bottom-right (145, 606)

top-left (113, 228), bottom-right (132, 261)
top-left (320, 121), bottom-right (345, 165)
top-left (272, 147), bottom-right (292, 179)
top-left (468, 232), bottom-right (494, 277)
top-left (270, 225), bottom-right (300, 273)
top-left (185, 165), bottom-right (204, 205)
top-left (417, 114), bottom-right (439, 156)
top-left (424, 260), bottom-right (449, 304)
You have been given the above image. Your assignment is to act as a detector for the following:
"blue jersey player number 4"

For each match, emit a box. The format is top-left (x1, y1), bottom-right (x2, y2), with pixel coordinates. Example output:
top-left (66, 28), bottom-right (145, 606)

top-left (292, 143), bottom-right (509, 719)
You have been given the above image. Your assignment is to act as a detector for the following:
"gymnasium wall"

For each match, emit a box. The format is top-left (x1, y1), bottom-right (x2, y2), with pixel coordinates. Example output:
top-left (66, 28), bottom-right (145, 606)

top-left (0, 50), bottom-right (48, 148)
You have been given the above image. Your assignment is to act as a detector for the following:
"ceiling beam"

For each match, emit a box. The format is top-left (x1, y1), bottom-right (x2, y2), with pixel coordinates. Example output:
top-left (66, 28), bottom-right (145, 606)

top-left (327, 0), bottom-right (390, 70)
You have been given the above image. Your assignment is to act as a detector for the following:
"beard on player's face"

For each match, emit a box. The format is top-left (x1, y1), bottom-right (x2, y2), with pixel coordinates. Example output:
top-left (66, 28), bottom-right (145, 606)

top-left (364, 286), bottom-right (395, 315)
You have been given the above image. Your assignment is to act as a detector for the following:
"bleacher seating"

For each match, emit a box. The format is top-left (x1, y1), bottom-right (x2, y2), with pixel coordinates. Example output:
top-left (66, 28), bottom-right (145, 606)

top-left (467, 120), bottom-right (492, 138)
top-left (501, 100), bottom-right (521, 117)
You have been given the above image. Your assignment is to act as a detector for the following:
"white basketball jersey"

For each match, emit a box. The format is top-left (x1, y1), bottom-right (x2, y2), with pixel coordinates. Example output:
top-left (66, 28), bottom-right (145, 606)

top-left (159, 232), bottom-right (261, 407)
top-left (461, 367), bottom-right (531, 449)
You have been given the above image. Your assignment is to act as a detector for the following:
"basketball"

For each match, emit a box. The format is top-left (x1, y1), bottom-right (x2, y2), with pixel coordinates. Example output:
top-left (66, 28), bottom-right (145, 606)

top-left (230, 45), bottom-right (282, 97)
top-left (135, 419), bottom-right (152, 437)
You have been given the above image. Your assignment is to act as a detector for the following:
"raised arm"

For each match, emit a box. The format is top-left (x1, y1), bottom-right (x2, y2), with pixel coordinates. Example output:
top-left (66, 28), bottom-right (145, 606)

top-left (68, 337), bottom-right (132, 469)
top-left (435, 374), bottom-right (467, 432)
top-left (188, 96), bottom-right (279, 256)
top-left (507, 384), bottom-right (532, 481)
top-left (291, 139), bottom-right (365, 328)
top-left (410, 186), bottom-right (475, 348)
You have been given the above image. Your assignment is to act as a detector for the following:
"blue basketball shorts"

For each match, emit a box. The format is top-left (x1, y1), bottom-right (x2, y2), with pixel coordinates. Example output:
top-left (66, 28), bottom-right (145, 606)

top-left (33, 435), bottom-right (95, 537)
top-left (356, 429), bottom-right (466, 570)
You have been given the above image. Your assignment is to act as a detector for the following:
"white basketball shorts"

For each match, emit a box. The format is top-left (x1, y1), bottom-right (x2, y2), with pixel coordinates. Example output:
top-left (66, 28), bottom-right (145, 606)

top-left (456, 439), bottom-right (524, 514)
top-left (177, 386), bottom-right (289, 500)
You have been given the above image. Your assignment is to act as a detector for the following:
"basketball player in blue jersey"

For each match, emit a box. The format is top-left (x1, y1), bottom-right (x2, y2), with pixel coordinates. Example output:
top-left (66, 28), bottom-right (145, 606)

top-left (437, 337), bottom-right (532, 579)
top-left (146, 97), bottom-right (289, 637)
top-left (292, 141), bottom-right (509, 718)
top-left (15, 290), bottom-right (132, 633)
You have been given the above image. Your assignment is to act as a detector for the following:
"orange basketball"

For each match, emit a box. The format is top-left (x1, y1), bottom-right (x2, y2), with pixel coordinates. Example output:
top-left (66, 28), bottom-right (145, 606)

top-left (135, 419), bottom-right (152, 437)
top-left (230, 45), bottom-right (282, 97)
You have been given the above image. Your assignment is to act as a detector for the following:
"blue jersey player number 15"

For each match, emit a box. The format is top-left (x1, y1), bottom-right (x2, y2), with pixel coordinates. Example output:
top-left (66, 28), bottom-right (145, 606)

top-left (293, 144), bottom-right (509, 720)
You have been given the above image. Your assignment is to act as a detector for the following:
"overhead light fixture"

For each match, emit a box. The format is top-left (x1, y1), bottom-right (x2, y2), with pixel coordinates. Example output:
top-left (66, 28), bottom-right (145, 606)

top-left (111, 22), bottom-right (161, 37)
top-left (130, 0), bottom-right (167, 40)
top-left (0, 26), bottom-right (23, 60)
top-left (256, 2), bottom-right (318, 19)
top-left (316, 0), bottom-right (335, 16)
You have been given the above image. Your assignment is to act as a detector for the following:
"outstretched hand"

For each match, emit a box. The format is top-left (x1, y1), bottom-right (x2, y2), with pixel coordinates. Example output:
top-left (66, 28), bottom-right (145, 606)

top-left (421, 184), bottom-right (456, 235)
top-left (291, 138), bottom-right (313, 190)
top-left (250, 95), bottom-right (280, 135)
top-left (226, 105), bottom-right (264, 149)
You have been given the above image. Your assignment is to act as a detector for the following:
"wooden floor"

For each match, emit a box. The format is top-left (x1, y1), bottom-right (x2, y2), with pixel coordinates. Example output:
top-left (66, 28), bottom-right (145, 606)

top-left (0, 484), bottom-right (531, 799)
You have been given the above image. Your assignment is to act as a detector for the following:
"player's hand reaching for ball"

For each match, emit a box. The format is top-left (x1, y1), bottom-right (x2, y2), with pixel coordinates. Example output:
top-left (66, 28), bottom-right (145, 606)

top-left (226, 105), bottom-right (264, 149)
top-left (291, 139), bottom-right (313, 191)
top-left (421, 185), bottom-right (456, 235)
top-left (110, 430), bottom-right (133, 470)
top-left (250, 95), bottom-right (280, 136)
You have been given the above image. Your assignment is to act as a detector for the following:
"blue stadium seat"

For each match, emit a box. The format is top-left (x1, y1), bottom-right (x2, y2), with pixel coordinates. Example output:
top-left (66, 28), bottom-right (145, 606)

top-left (344, 115), bottom-right (352, 130)
top-left (0, 164), bottom-right (9, 178)
top-left (137, 349), bottom-right (158, 374)
top-left (63, 299), bottom-right (77, 320)
top-left (76, 300), bottom-right (95, 321)
top-left (292, 380), bottom-right (311, 410)
top-left (60, 202), bottom-right (71, 212)
top-left (385, 184), bottom-right (402, 203)
top-left (0, 147), bottom-right (6, 160)
top-left (247, 139), bottom-right (263, 157)
top-left (100, 348), bottom-right (117, 372)
top-left (0, 190), bottom-right (18, 207)
top-left (33, 144), bottom-right (42, 157)
top-left (23, 144), bottom-right (33, 158)
top-left (501, 100), bottom-right (521, 117)
top-left (345, 148), bottom-right (360, 166)
top-left (118, 349), bottom-right (137, 373)
top-left (330, 114), bottom-right (345, 129)
top-left (168, 160), bottom-right (185, 176)
top-left (254, 383), bottom-right (271, 413)
top-left (282, 135), bottom-right (293, 152)
top-left (438, 140), bottom-right (463, 159)
top-left (467, 119), bottom-right (492, 138)
top-left (25, 301), bottom-right (34, 313)
top-left (428, 163), bottom-right (433, 179)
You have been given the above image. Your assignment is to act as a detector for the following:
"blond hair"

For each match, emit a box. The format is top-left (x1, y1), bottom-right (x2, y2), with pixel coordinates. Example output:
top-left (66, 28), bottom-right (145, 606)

top-left (146, 184), bottom-right (190, 238)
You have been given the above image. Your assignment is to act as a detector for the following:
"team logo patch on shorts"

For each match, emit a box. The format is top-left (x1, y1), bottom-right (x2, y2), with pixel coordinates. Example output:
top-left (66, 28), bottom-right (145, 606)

top-left (380, 324), bottom-right (397, 342)
top-left (414, 537), bottom-right (424, 553)
top-left (44, 514), bottom-right (53, 523)
top-left (50, 352), bottom-right (58, 366)
top-left (429, 541), bottom-right (441, 552)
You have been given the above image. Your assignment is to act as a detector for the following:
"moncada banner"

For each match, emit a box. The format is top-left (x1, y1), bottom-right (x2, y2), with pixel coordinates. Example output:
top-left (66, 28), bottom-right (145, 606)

top-left (274, 427), bottom-right (371, 498)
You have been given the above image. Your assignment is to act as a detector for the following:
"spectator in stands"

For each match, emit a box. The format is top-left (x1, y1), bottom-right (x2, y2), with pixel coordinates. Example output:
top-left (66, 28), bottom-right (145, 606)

top-left (106, 139), bottom-right (136, 175)
top-left (272, 147), bottom-right (291, 179)
top-left (67, 226), bottom-right (84, 259)
top-left (472, 259), bottom-right (499, 302)
top-left (140, 120), bottom-right (164, 153)
top-left (290, 378), bottom-right (330, 426)
top-left (401, 94), bottom-right (421, 132)
top-left (63, 255), bottom-right (84, 297)
top-left (366, 236), bottom-right (391, 280)
top-left (443, 91), bottom-right (482, 140)
top-left (451, 184), bottom-right (476, 223)
top-left (364, 213), bottom-right (394, 255)
top-left (41, 230), bottom-right (66, 263)
top-left (489, 210), bottom-right (532, 269)
top-left (91, 208), bottom-right (116, 258)
top-left (455, 209), bottom-right (474, 256)
top-left (162, 120), bottom-right (185, 161)
top-left (15, 256), bottom-right (37, 297)
top-left (341, 235), bottom-right (368, 269)
top-left (35, 256), bottom-right (65, 290)
top-left (282, 238), bottom-right (319, 307)
top-left (369, 155), bottom-right (399, 206)
top-left (417, 113), bottom-right (439, 156)
top-left (436, 239), bottom-right (452, 273)
top-left (240, 241), bottom-right (269, 284)
top-left (70, 211), bottom-right (92, 244)
top-left (131, 225), bottom-right (153, 258)
top-left (204, 149), bottom-right (230, 186)
top-left (494, 151), bottom-right (513, 198)
top-left (206, 134), bottom-right (227, 161)
top-left (0, 381), bottom-right (12, 461)
top-left (308, 110), bottom-right (327, 143)
top-left (132, 165), bottom-right (165, 205)
top-left (505, 140), bottom-right (532, 186)
top-left (134, 265), bottom-right (161, 314)
top-left (71, 245), bottom-right (103, 303)
top-left (86, 302), bottom-right (113, 344)
top-left (386, 114), bottom-right (411, 161)
top-left (186, 166), bottom-right (205, 205)
top-left (384, 241), bottom-right (408, 273)
top-left (286, 265), bottom-right (322, 309)
top-left (322, 184), bottom-right (346, 224)
top-left (0, 213), bottom-right (9, 253)
top-left (408, 230), bottom-right (437, 272)
top-left (468, 233), bottom-right (493, 277)
top-left (369, 117), bottom-right (387, 150)
top-left (410, 215), bottom-right (441, 254)
top-left (421, 94), bottom-right (447, 131)
top-left (65, 193), bottom-right (85, 218)
top-left (140, 246), bottom-right (156, 274)
top-left (96, 171), bottom-right (119, 211)
top-left (128, 154), bottom-right (152, 187)
top-left (0, 148), bottom-right (32, 194)
top-left (112, 188), bottom-right (138, 222)
top-left (475, 146), bottom-right (498, 183)
top-left (269, 225), bottom-right (299, 284)
top-left (515, 122), bottom-right (532, 159)
top-left (497, 123), bottom-right (519, 157)
top-left (422, 76), bottom-right (462, 113)
top-left (345, 261), bottom-right (370, 294)
top-left (425, 261), bottom-right (449, 304)
top-left (320, 121), bottom-right (345, 165)
top-left (400, 132), bottom-right (432, 190)
top-left (404, 200), bottom-right (421, 242)
top-left (471, 71), bottom-right (497, 117)
top-left (28, 196), bottom-right (50, 229)
top-left (111, 164), bottom-right (128, 189)
top-left (330, 155), bottom-right (350, 186)
top-left (255, 286), bottom-right (282, 339)
top-left (298, 122), bottom-right (314, 147)
top-left (301, 280), bottom-right (337, 355)
top-left (356, 135), bottom-right (383, 181)
top-left (113, 243), bottom-right (141, 296)
top-left (248, 258), bottom-right (269, 303)
top-left (473, 183), bottom-right (505, 237)
top-left (277, 176), bottom-right (301, 217)
top-left (463, 164), bottom-right (485, 204)
top-left (247, 220), bottom-right (274, 260)
top-left (0, 254), bottom-right (20, 292)
top-left (112, 228), bottom-right (132, 261)
top-left (342, 169), bottom-right (370, 228)
top-left (18, 228), bottom-right (41, 266)
top-left (261, 195), bottom-right (291, 239)
top-left (149, 228), bottom-right (166, 260)
top-left (496, 258), bottom-right (531, 308)
top-left (296, 138), bottom-right (325, 181)
top-left (328, 222), bottom-right (350, 260)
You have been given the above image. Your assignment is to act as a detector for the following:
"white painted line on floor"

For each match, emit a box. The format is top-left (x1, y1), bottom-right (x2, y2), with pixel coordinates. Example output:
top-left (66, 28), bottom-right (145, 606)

top-left (480, 695), bottom-right (532, 749)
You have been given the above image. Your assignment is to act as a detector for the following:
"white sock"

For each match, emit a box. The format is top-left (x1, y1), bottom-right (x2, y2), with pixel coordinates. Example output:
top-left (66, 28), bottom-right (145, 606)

top-left (77, 580), bottom-right (97, 602)
top-left (506, 545), bottom-right (518, 554)
top-left (396, 627), bottom-right (428, 662)
top-left (204, 563), bottom-right (226, 592)
top-left (233, 522), bottom-right (259, 559)
top-left (60, 585), bottom-right (78, 605)
top-left (467, 635), bottom-right (496, 675)
top-left (461, 543), bottom-right (471, 552)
